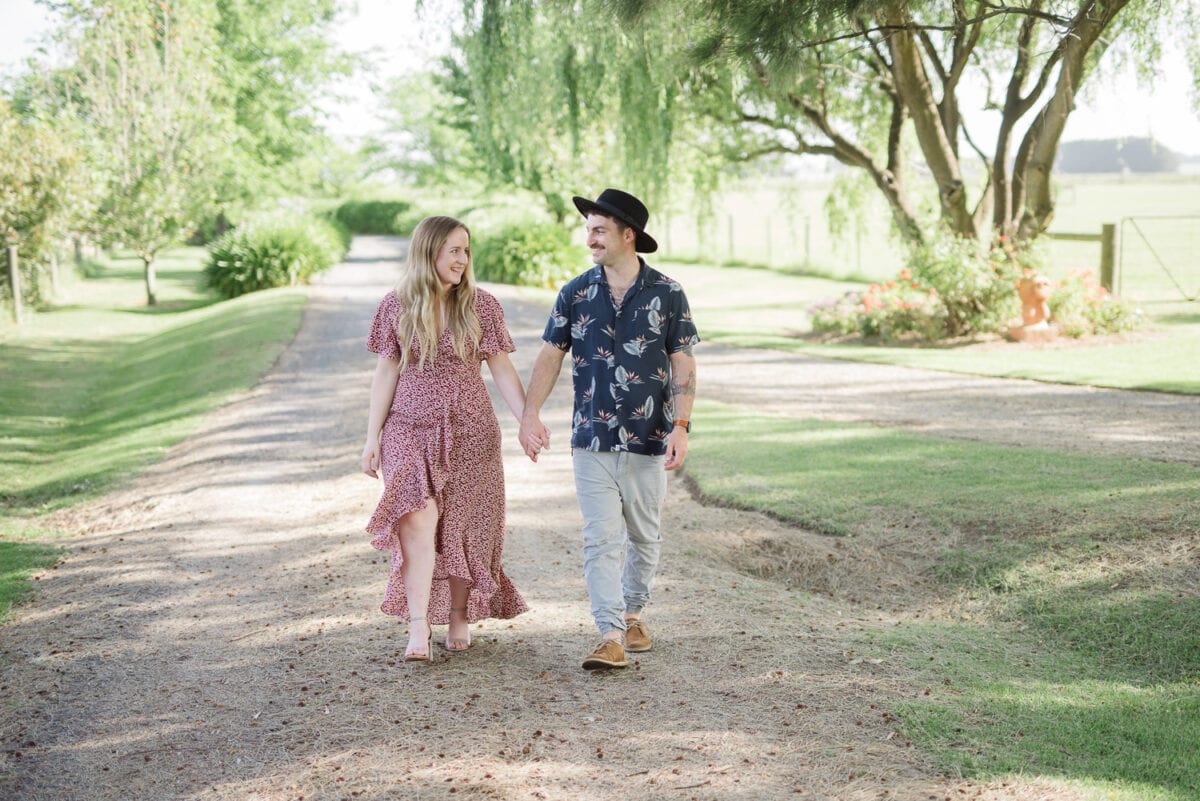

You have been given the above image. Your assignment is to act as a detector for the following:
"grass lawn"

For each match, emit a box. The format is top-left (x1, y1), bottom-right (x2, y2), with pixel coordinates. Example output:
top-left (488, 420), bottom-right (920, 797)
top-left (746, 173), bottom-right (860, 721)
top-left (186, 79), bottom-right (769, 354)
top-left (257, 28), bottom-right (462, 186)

top-left (686, 399), bottom-right (1200, 800)
top-left (662, 257), bottom-right (1200, 395)
top-left (0, 248), bottom-right (306, 621)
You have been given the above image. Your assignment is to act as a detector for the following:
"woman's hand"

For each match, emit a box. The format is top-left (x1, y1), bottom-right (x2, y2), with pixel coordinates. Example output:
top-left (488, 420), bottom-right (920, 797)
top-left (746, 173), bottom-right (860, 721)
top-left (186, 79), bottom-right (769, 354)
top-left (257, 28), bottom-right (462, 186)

top-left (361, 437), bottom-right (381, 478)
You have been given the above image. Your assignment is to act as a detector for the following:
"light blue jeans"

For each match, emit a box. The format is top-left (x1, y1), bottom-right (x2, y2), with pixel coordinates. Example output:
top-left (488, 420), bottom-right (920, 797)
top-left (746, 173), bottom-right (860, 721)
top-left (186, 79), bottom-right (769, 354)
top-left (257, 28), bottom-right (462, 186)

top-left (572, 450), bottom-right (668, 635)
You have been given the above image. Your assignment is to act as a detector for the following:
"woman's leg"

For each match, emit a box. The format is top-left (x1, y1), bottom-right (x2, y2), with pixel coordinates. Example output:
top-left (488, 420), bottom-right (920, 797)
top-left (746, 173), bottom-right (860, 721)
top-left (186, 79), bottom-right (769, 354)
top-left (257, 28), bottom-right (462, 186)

top-left (445, 577), bottom-right (472, 651)
top-left (397, 499), bottom-right (439, 658)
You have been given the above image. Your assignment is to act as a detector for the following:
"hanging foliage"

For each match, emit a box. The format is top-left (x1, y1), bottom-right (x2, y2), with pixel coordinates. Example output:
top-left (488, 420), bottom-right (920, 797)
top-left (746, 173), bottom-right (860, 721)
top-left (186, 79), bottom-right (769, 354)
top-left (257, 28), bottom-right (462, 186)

top-left (434, 0), bottom-right (1194, 249)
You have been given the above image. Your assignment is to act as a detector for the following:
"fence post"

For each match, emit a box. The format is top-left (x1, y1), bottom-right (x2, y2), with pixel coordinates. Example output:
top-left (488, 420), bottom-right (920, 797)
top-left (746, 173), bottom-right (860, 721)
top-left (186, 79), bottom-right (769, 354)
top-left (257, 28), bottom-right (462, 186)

top-left (7, 245), bottom-right (22, 325)
top-left (1099, 223), bottom-right (1118, 294)
top-left (804, 216), bottom-right (811, 265)
top-left (765, 216), bottom-right (772, 267)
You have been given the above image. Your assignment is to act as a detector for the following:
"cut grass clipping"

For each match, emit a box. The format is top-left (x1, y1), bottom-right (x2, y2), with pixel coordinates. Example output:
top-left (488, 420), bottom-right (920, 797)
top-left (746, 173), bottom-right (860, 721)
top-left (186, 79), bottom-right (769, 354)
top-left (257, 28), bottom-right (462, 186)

top-left (686, 399), bottom-right (1199, 800)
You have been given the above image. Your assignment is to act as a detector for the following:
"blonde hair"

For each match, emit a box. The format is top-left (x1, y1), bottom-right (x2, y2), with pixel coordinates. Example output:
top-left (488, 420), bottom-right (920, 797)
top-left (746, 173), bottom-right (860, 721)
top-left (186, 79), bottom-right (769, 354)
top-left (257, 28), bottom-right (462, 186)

top-left (394, 216), bottom-right (482, 370)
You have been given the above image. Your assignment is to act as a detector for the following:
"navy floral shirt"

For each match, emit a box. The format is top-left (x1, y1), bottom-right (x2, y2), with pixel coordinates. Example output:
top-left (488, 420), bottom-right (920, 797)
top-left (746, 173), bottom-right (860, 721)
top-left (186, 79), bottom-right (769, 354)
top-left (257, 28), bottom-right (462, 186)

top-left (544, 259), bottom-right (701, 455)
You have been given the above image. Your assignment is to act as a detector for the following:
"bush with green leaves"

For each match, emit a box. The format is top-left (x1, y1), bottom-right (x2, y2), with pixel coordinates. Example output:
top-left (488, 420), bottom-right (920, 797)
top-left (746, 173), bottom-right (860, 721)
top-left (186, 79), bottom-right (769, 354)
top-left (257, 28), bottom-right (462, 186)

top-left (334, 200), bottom-right (413, 234)
top-left (204, 213), bottom-right (347, 298)
top-left (1048, 268), bottom-right (1140, 337)
top-left (907, 230), bottom-right (1021, 337)
top-left (472, 223), bottom-right (585, 288)
top-left (810, 231), bottom-right (1025, 342)
top-left (810, 278), bottom-right (948, 341)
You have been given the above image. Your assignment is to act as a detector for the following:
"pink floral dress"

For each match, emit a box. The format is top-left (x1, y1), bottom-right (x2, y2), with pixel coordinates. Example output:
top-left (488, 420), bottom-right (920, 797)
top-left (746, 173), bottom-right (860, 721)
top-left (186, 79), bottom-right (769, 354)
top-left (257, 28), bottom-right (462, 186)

top-left (365, 289), bottom-right (528, 624)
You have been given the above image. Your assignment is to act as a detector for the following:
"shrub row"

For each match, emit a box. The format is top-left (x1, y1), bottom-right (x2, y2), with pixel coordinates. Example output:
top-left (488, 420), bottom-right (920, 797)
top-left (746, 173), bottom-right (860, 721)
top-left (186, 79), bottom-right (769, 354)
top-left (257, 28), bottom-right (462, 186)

top-left (471, 223), bottom-right (585, 289)
top-left (334, 200), bottom-right (424, 236)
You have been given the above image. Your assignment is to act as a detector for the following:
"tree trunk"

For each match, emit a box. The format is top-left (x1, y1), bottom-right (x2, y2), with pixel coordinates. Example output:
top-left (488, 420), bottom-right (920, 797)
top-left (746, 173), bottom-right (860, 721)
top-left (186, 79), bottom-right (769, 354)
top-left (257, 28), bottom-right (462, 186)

top-left (143, 255), bottom-right (158, 306)
top-left (7, 246), bottom-right (22, 324)
top-left (48, 250), bottom-right (61, 298)
top-left (882, 4), bottom-right (975, 239)
top-left (1013, 0), bottom-right (1130, 241)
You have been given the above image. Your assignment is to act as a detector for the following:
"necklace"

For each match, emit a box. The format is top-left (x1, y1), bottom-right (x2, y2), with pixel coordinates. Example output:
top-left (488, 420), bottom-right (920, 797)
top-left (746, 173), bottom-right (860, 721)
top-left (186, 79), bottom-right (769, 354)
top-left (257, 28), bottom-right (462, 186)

top-left (609, 281), bottom-right (632, 305)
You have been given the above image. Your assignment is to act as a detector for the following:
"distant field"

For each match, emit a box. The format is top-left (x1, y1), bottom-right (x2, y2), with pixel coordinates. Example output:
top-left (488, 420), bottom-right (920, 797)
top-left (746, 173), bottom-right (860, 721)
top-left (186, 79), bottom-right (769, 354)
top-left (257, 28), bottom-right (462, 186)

top-left (658, 173), bottom-right (1200, 306)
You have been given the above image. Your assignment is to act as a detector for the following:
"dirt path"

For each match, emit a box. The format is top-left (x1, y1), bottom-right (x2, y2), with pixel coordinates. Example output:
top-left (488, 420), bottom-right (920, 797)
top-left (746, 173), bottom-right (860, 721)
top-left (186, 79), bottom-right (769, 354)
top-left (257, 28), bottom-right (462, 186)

top-left (2, 235), bottom-right (1192, 801)
top-left (699, 344), bottom-right (1200, 465)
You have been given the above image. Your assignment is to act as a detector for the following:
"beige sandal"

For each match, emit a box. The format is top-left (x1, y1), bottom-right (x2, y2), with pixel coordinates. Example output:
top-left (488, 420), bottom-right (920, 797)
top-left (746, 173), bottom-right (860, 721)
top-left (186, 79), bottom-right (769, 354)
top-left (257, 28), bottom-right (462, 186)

top-left (404, 616), bottom-right (432, 662)
top-left (443, 607), bottom-right (472, 652)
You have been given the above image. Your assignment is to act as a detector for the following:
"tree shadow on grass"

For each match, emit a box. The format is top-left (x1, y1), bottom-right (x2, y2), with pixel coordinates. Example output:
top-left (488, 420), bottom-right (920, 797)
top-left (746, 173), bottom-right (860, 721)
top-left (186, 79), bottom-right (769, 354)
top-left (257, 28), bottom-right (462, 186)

top-left (1, 294), bottom-right (306, 514)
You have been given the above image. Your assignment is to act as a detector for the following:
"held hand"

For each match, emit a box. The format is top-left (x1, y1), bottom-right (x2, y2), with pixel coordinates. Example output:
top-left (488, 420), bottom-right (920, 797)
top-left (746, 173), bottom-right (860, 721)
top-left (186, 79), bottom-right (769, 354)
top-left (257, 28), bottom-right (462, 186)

top-left (518, 416), bottom-right (551, 463)
top-left (664, 427), bottom-right (688, 471)
top-left (361, 440), bottom-right (381, 478)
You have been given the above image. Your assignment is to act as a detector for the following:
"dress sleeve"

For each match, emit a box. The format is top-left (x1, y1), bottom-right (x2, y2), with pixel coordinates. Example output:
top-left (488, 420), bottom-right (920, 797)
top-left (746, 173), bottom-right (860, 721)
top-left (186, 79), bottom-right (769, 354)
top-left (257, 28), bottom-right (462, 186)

top-left (477, 290), bottom-right (516, 356)
top-left (366, 292), bottom-right (402, 360)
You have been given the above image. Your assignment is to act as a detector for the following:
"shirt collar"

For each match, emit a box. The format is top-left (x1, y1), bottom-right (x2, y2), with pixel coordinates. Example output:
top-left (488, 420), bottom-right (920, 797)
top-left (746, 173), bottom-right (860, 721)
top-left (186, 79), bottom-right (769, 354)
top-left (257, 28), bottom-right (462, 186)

top-left (587, 257), bottom-right (655, 289)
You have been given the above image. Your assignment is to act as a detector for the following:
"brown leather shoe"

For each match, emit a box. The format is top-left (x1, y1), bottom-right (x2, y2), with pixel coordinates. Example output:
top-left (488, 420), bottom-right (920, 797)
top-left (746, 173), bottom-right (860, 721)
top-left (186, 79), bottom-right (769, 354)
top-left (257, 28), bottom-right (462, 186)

top-left (581, 639), bottom-right (628, 670)
top-left (624, 620), bottom-right (652, 652)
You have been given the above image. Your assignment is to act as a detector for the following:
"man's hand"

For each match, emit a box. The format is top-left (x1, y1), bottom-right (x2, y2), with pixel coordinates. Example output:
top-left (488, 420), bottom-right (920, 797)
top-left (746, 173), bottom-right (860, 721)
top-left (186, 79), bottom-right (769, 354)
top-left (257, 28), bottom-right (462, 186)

top-left (519, 415), bottom-right (551, 463)
top-left (664, 427), bottom-right (688, 471)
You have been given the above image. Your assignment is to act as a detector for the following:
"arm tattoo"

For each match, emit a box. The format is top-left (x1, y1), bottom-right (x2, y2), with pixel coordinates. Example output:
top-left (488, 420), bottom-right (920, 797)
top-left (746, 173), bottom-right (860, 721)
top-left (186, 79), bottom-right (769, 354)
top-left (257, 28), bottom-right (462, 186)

top-left (671, 371), bottom-right (696, 397)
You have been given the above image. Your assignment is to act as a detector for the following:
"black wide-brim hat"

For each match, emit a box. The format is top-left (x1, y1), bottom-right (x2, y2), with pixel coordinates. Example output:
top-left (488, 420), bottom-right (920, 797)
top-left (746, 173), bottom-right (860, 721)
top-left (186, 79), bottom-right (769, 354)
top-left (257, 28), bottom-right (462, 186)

top-left (572, 188), bottom-right (658, 253)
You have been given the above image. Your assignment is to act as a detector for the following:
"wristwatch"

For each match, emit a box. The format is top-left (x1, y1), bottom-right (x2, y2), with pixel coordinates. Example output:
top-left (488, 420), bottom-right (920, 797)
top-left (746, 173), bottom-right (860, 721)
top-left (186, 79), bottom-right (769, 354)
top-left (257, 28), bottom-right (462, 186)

top-left (673, 419), bottom-right (690, 433)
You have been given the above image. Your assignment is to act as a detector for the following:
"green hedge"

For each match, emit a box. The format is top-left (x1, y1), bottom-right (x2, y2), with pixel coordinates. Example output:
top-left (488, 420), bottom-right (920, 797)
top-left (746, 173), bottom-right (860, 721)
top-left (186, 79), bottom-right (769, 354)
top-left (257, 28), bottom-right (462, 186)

top-left (472, 223), bottom-right (585, 288)
top-left (204, 213), bottom-right (348, 299)
top-left (334, 200), bottom-right (422, 235)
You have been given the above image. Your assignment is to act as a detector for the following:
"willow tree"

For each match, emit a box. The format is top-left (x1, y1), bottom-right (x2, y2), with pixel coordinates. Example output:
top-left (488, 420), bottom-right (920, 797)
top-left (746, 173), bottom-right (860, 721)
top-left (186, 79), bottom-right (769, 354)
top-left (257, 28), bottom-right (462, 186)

top-left (436, 0), bottom-right (691, 222)
top-left (449, 0), bottom-right (1189, 246)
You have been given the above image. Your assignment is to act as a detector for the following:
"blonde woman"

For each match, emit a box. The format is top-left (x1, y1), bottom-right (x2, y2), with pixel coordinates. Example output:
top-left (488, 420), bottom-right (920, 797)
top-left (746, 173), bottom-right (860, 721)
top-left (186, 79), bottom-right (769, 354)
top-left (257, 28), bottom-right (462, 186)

top-left (362, 216), bottom-right (529, 661)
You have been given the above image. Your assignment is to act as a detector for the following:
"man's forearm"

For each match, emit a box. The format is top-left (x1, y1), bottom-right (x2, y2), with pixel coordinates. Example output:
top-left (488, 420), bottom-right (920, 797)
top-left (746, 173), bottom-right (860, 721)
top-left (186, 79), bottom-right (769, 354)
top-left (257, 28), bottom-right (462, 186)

top-left (523, 343), bottom-right (566, 420)
top-left (669, 350), bottom-right (696, 422)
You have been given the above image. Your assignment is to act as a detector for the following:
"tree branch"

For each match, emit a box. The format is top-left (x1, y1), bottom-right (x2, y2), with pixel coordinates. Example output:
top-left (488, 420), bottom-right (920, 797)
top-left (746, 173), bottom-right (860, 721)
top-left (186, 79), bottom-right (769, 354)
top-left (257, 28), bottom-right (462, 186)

top-left (760, 6), bottom-right (1074, 52)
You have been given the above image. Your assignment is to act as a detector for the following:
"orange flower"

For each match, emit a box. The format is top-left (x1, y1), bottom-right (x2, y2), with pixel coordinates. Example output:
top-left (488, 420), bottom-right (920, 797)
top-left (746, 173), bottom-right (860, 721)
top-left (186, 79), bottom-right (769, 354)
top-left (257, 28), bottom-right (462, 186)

top-left (898, 268), bottom-right (912, 281)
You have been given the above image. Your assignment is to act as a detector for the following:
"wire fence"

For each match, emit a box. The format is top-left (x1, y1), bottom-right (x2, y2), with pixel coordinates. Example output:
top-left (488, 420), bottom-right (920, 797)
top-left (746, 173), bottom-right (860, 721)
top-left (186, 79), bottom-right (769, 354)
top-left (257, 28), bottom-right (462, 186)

top-left (1118, 216), bottom-right (1200, 304)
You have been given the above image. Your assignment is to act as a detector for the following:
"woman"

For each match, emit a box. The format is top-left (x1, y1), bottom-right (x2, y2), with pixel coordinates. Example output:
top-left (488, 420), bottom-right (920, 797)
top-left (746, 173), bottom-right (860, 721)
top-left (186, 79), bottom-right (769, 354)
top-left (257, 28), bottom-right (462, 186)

top-left (362, 216), bottom-right (529, 661)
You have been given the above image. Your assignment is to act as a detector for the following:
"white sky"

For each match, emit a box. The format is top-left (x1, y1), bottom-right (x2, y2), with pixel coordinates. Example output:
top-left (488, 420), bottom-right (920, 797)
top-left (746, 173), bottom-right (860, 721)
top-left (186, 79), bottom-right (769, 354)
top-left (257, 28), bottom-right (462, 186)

top-left (3, 0), bottom-right (1199, 155)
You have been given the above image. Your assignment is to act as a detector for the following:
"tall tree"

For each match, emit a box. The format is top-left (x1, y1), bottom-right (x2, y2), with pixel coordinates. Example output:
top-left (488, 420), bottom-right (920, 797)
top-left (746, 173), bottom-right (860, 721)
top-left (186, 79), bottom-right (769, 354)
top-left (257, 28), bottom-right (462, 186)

top-left (0, 100), bottom-right (84, 305)
top-left (443, 0), bottom-right (1189, 247)
top-left (210, 0), bottom-right (352, 208)
top-left (60, 0), bottom-right (230, 305)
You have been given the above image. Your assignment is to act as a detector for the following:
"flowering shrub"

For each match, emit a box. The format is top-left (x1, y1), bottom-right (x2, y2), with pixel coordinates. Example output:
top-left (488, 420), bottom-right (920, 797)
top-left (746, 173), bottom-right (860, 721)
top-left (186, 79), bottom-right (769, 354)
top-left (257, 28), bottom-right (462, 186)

top-left (810, 234), bottom-right (1140, 343)
top-left (908, 232), bottom-right (1021, 337)
top-left (810, 275), bottom-right (946, 340)
top-left (1048, 268), bottom-right (1139, 337)
top-left (810, 229), bottom-right (1021, 342)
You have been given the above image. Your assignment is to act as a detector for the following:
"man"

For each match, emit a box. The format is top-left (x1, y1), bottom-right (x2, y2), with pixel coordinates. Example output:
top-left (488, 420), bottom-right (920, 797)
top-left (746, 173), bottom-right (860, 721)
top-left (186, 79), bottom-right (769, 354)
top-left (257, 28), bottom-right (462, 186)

top-left (519, 188), bottom-right (699, 670)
